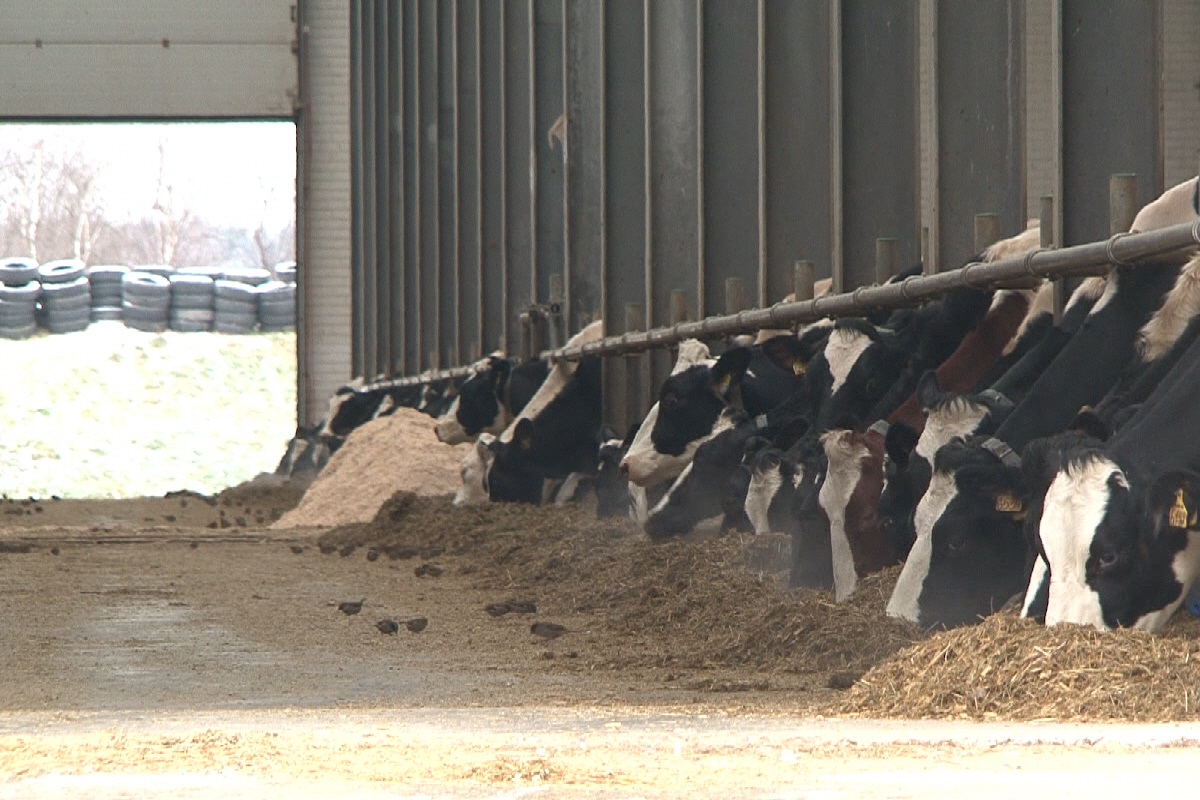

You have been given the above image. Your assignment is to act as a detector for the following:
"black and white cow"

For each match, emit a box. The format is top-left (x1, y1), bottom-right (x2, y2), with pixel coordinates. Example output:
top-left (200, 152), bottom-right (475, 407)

top-left (1021, 319), bottom-right (1200, 631)
top-left (320, 380), bottom-right (425, 441)
top-left (434, 355), bottom-right (551, 444)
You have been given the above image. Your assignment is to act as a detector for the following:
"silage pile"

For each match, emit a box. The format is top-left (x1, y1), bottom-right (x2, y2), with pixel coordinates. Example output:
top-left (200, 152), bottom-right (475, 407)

top-left (841, 613), bottom-right (1200, 721)
top-left (273, 408), bottom-right (470, 528)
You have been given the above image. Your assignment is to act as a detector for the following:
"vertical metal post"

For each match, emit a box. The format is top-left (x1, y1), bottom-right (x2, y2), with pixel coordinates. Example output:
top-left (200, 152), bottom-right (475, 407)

top-left (973, 212), bottom-right (1002, 254)
top-left (875, 238), bottom-right (899, 285)
top-left (349, 2), bottom-right (366, 377)
top-left (548, 273), bottom-right (565, 349)
top-left (793, 260), bottom-right (816, 302)
top-left (388, 0), bottom-right (406, 374)
top-left (456, 0), bottom-right (482, 366)
top-left (402, 1), bottom-right (421, 373)
top-left (623, 302), bottom-right (646, 434)
top-left (1041, 195), bottom-right (1065, 323)
top-left (479, 1), bottom-right (505, 355)
top-left (437, 0), bottom-right (460, 368)
top-left (725, 278), bottom-right (747, 315)
top-left (670, 290), bottom-right (691, 325)
top-left (374, 1), bottom-right (393, 376)
top-left (503, 0), bottom-right (534, 357)
top-left (417, 0), bottom-right (440, 372)
top-left (1109, 173), bottom-right (1140, 236)
top-left (532, 0), bottom-right (565, 312)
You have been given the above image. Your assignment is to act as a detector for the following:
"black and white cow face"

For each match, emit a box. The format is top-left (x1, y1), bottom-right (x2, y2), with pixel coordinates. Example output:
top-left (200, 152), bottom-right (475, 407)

top-left (744, 447), bottom-right (805, 536)
top-left (887, 438), bottom-right (1028, 630)
top-left (806, 319), bottom-right (906, 432)
top-left (1025, 448), bottom-right (1200, 632)
top-left (321, 384), bottom-right (396, 440)
top-left (435, 357), bottom-right (511, 444)
top-left (486, 419), bottom-right (545, 504)
top-left (643, 411), bottom-right (743, 539)
top-left (594, 424), bottom-right (634, 519)
top-left (649, 346), bottom-right (754, 458)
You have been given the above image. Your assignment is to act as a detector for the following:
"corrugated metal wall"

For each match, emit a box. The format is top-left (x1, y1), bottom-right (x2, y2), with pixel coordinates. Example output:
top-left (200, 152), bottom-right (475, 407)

top-left (350, 0), bottom-right (1199, 431)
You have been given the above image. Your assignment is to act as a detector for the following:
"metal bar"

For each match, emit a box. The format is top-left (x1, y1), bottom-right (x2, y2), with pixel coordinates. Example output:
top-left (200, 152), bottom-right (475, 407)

top-left (725, 277), bottom-right (746, 315)
top-left (388, 0), bottom-right (405, 374)
top-left (438, 0), bottom-right (459, 368)
top-left (973, 212), bottom-right (1002, 253)
top-left (875, 238), bottom-right (899, 284)
top-left (533, 0), bottom-right (565, 311)
top-left (1042, 194), bottom-right (1065, 323)
top-left (503, 0), bottom-right (534, 356)
top-left (379, 220), bottom-right (1200, 388)
top-left (374, 0), bottom-right (392, 376)
top-left (418, 0), bottom-right (439, 372)
top-left (349, 1), bottom-right (366, 377)
top-left (1109, 173), bottom-right (1139, 236)
top-left (479, 0), bottom-right (505, 355)
top-left (361, 0), bottom-right (380, 375)
top-left (794, 261), bottom-right (816, 302)
top-left (829, 0), bottom-right (843, 293)
top-left (457, 0), bottom-right (481, 364)
top-left (402, 0), bottom-right (421, 374)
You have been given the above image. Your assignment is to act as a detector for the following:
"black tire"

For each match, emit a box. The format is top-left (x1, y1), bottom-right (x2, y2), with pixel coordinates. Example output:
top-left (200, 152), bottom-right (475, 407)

top-left (170, 293), bottom-right (215, 310)
top-left (123, 294), bottom-right (170, 312)
top-left (258, 312), bottom-right (296, 327)
top-left (213, 279), bottom-right (258, 301)
top-left (0, 281), bottom-right (41, 301)
top-left (45, 314), bottom-right (90, 334)
top-left (90, 306), bottom-right (124, 322)
top-left (136, 265), bottom-right (175, 278)
top-left (125, 317), bottom-right (168, 333)
top-left (37, 259), bottom-right (86, 284)
top-left (170, 308), bottom-right (216, 324)
top-left (176, 265), bottom-right (225, 279)
top-left (258, 296), bottom-right (296, 312)
top-left (91, 291), bottom-right (124, 307)
top-left (169, 319), bottom-right (212, 333)
top-left (169, 274), bottom-right (215, 296)
top-left (221, 266), bottom-right (272, 286)
top-left (214, 297), bottom-right (258, 315)
top-left (256, 280), bottom-right (295, 299)
top-left (40, 275), bottom-right (90, 300)
top-left (0, 321), bottom-right (38, 339)
top-left (272, 261), bottom-right (297, 283)
top-left (258, 323), bottom-right (296, 333)
top-left (122, 271), bottom-right (171, 297)
top-left (86, 265), bottom-right (130, 284)
top-left (122, 304), bottom-right (170, 324)
top-left (0, 310), bottom-right (36, 328)
top-left (42, 294), bottom-right (93, 314)
top-left (213, 319), bottom-right (257, 334)
top-left (0, 257), bottom-right (38, 285)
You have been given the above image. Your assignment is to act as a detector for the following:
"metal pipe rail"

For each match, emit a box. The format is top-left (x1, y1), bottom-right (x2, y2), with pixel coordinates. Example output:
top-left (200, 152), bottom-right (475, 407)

top-left (373, 220), bottom-right (1200, 389)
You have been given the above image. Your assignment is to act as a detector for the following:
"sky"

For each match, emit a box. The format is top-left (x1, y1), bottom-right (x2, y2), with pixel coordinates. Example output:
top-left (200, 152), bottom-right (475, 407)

top-left (0, 121), bottom-right (297, 233)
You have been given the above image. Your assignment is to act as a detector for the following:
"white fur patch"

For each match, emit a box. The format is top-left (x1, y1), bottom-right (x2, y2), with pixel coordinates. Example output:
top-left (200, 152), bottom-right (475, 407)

top-left (1130, 176), bottom-right (1199, 233)
top-left (1138, 252), bottom-right (1200, 362)
top-left (1038, 458), bottom-right (1123, 630)
top-left (819, 431), bottom-right (869, 602)
top-left (1135, 538), bottom-right (1200, 631)
top-left (453, 434), bottom-right (494, 506)
top-left (887, 469), bottom-right (959, 622)
top-left (745, 464), bottom-right (784, 536)
top-left (629, 484), bottom-right (649, 524)
top-left (915, 399), bottom-right (988, 464)
top-left (824, 328), bottom-right (874, 395)
top-left (1020, 555), bottom-right (1050, 618)
top-left (434, 397), bottom-right (469, 444)
top-left (1003, 281), bottom-right (1056, 356)
top-left (1088, 274), bottom-right (1120, 317)
top-left (318, 377), bottom-right (365, 438)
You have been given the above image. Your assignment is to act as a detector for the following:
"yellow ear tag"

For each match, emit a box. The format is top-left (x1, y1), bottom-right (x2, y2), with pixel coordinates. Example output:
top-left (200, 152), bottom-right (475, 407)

top-left (1170, 488), bottom-right (1189, 528)
top-left (994, 493), bottom-right (1023, 513)
top-left (717, 374), bottom-right (732, 391)
top-left (792, 361), bottom-right (806, 376)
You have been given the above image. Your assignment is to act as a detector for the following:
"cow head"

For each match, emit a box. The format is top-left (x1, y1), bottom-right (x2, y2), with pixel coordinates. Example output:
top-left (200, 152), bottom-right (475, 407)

top-left (453, 434), bottom-right (495, 506)
top-left (800, 318), bottom-right (907, 433)
top-left (887, 436), bottom-right (1029, 629)
top-left (643, 411), bottom-right (743, 539)
top-left (435, 356), bottom-right (511, 444)
top-left (485, 418), bottom-right (546, 504)
top-left (1022, 437), bottom-right (1200, 632)
top-left (619, 343), bottom-right (750, 487)
top-left (594, 424), bottom-right (633, 519)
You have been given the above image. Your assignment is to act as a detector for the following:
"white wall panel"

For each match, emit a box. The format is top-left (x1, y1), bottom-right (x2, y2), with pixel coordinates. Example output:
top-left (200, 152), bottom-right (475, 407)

top-left (0, 0), bottom-right (296, 118)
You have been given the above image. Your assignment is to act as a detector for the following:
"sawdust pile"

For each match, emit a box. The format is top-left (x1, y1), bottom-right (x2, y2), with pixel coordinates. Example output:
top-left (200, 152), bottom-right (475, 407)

top-left (273, 409), bottom-right (469, 528)
top-left (841, 614), bottom-right (1200, 721)
top-left (315, 492), bottom-right (923, 675)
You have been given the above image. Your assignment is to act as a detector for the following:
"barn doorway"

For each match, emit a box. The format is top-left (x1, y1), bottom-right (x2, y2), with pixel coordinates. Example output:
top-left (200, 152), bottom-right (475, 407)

top-left (0, 121), bottom-right (299, 499)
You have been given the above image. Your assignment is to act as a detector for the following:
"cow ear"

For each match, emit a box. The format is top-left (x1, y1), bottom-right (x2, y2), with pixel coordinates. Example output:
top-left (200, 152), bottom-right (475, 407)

top-left (957, 464), bottom-right (1026, 520)
top-left (1148, 471), bottom-right (1200, 530)
top-left (915, 371), bottom-right (943, 411)
top-left (491, 358), bottom-right (512, 393)
top-left (885, 421), bottom-right (919, 469)
top-left (513, 418), bottom-right (536, 452)
top-left (1070, 406), bottom-right (1110, 442)
top-left (759, 335), bottom-right (808, 376)
top-left (711, 346), bottom-right (753, 396)
top-left (1020, 436), bottom-right (1067, 497)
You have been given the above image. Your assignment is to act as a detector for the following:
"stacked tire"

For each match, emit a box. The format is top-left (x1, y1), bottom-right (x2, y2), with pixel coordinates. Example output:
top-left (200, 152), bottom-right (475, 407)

top-left (87, 265), bottom-right (129, 323)
top-left (256, 281), bottom-right (296, 332)
top-left (168, 274), bottom-right (216, 332)
top-left (0, 257), bottom-right (40, 339)
top-left (212, 279), bottom-right (259, 334)
top-left (37, 259), bottom-right (90, 334)
top-left (122, 272), bottom-right (171, 333)
top-left (273, 260), bottom-right (297, 284)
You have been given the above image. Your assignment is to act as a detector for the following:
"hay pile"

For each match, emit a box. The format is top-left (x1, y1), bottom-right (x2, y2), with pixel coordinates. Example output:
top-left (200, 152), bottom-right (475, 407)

top-left (273, 409), bottom-right (470, 528)
top-left (315, 492), bottom-right (922, 675)
top-left (841, 614), bottom-right (1200, 721)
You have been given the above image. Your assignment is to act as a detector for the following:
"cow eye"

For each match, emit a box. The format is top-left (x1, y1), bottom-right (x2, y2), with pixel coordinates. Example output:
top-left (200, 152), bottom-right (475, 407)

top-left (1097, 549), bottom-right (1119, 570)
top-left (662, 393), bottom-right (678, 408)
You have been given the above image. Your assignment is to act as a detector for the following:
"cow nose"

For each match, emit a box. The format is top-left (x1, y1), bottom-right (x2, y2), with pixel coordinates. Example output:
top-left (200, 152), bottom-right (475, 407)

top-left (618, 461), bottom-right (630, 478)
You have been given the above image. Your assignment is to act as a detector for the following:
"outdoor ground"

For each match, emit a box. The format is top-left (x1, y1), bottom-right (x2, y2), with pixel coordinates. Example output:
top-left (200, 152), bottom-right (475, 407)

top-left (4, 487), bottom-right (1200, 798)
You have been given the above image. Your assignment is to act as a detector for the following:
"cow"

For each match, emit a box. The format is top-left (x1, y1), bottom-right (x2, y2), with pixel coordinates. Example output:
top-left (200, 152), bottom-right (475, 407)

top-left (275, 423), bottom-right (330, 478)
top-left (320, 380), bottom-right (424, 441)
top-left (1020, 312), bottom-right (1200, 631)
top-left (434, 354), bottom-right (551, 444)
top-left (483, 321), bottom-right (605, 504)
top-left (453, 434), bottom-right (495, 506)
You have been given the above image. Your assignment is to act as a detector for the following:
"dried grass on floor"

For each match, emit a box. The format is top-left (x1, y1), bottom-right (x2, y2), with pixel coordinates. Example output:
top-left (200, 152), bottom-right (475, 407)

top-left (841, 613), bottom-right (1200, 721)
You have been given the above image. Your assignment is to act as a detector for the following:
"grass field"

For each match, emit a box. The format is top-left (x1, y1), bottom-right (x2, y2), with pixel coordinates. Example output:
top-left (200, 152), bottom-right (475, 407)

top-left (0, 322), bottom-right (297, 499)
